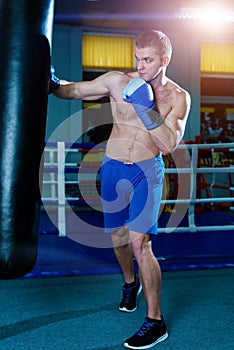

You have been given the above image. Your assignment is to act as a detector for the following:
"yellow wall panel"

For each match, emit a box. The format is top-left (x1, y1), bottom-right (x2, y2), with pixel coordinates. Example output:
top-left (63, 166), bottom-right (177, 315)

top-left (82, 35), bottom-right (134, 69)
top-left (201, 42), bottom-right (234, 74)
top-left (226, 108), bottom-right (234, 113)
top-left (200, 107), bottom-right (215, 113)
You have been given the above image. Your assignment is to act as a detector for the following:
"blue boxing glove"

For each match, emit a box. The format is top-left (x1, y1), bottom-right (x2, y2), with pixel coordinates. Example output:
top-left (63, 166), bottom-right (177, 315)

top-left (49, 65), bottom-right (60, 94)
top-left (122, 78), bottom-right (163, 130)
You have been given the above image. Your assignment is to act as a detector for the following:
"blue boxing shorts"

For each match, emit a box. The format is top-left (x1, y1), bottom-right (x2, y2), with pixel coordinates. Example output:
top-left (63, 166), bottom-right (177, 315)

top-left (100, 154), bottom-right (165, 234)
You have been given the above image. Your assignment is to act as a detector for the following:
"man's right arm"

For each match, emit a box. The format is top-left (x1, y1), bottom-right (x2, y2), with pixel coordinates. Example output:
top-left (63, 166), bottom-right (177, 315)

top-left (50, 67), bottom-right (114, 101)
top-left (53, 80), bottom-right (109, 101)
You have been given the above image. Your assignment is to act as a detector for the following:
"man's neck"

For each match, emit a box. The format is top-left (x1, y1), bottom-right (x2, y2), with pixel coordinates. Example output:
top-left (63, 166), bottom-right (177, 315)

top-left (149, 70), bottom-right (167, 90)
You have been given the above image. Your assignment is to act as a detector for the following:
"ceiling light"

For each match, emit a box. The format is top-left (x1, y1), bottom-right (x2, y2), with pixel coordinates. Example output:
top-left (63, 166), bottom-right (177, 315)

top-left (177, 5), bottom-right (234, 23)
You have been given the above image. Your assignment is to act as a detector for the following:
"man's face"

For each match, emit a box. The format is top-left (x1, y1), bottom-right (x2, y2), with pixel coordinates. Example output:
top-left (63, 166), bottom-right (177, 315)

top-left (135, 46), bottom-right (167, 82)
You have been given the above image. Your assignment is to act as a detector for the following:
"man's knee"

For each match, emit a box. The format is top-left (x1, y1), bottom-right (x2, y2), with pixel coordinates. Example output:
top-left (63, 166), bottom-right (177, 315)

top-left (111, 226), bottom-right (130, 247)
top-left (130, 232), bottom-right (152, 257)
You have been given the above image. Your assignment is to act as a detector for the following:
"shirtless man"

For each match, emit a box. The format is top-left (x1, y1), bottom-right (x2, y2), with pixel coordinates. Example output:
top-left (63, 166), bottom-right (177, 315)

top-left (51, 30), bottom-right (191, 349)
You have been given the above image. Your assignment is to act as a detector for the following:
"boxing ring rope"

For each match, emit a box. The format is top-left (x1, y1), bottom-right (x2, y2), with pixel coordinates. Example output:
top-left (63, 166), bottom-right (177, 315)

top-left (41, 142), bottom-right (234, 236)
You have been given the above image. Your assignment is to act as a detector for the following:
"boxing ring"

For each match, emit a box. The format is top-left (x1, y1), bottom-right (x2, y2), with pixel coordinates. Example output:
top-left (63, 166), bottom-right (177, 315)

top-left (32, 141), bottom-right (234, 277)
top-left (41, 141), bottom-right (234, 233)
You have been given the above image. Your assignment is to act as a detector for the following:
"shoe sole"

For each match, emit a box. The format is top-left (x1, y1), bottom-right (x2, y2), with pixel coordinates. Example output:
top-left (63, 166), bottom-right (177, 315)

top-left (123, 331), bottom-right (169, 349)
top-left (119, 284), bottom-right (143, 313)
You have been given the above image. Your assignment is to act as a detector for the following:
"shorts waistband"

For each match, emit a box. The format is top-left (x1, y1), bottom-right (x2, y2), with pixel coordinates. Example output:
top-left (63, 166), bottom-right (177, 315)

top-left (102, 153), bottom-right (162, 168)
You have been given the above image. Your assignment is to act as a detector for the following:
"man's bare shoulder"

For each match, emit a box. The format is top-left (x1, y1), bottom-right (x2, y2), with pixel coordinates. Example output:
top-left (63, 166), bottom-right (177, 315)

top-left (165, 77), bottom-right (190, 98)
top-left (156, 77), bottom-right (190, 121)
top-left (102, 71), bottom-right (137, 95)
top-left (103, 70), bottom-right (137, 82)
top-left (127, 71), bottom-right (139, 78)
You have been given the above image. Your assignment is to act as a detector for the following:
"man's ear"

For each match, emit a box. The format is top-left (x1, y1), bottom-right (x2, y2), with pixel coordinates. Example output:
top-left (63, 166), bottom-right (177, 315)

top-left (161, 56), bottom-right (170, 67)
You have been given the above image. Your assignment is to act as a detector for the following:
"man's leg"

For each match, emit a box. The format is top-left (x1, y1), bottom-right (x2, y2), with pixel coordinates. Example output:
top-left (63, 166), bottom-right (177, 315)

top-left (111, 226), bottom-right (142, 313)
top-left (130, 231), bottom-right (161, 319)
top-left (111, 226), bottom-right (135, 283)
top-left (123, 231), bottom-right (168, 349)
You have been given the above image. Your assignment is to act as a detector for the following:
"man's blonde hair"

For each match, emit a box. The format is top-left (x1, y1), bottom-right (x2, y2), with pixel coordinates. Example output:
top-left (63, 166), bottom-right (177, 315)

top-left (136, 30), bottom-right (172, 60)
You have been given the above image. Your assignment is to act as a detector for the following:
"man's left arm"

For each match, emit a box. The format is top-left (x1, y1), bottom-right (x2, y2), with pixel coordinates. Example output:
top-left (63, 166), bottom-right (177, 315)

top-left (149, 89), bottom-right (191, 154)
top-left (122, 78), bottom-right (191, 155)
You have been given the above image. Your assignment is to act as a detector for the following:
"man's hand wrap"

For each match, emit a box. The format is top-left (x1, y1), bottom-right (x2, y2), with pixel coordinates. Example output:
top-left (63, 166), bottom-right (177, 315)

top-left (122, 78), bottom-right (163, 130)
top-left (49, 65), bottom-right (60, 94)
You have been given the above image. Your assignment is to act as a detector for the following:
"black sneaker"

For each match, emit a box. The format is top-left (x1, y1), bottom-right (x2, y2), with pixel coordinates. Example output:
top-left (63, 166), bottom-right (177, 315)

top-left (119, 276), bottom-right (142, 312)
top-left (124, 316), bottom-right (168, 349)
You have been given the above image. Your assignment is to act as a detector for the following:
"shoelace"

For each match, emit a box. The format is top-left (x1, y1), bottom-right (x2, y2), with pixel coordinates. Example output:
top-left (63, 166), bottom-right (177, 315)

top-left (123, 284), bottom-right (135, 303)
top-left (136, 320), bottom-right (155, 337)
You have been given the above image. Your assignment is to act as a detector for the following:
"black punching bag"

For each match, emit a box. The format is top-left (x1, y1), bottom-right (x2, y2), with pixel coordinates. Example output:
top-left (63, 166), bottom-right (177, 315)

top-left (0, 0), bottom-right (54, 279)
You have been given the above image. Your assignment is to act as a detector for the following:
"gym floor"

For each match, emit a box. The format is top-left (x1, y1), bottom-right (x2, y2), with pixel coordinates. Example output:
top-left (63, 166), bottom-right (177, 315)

top-left (1, 208), bottom-right (233, 349)
top-left (0, 268), bottom-right (233, 350)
